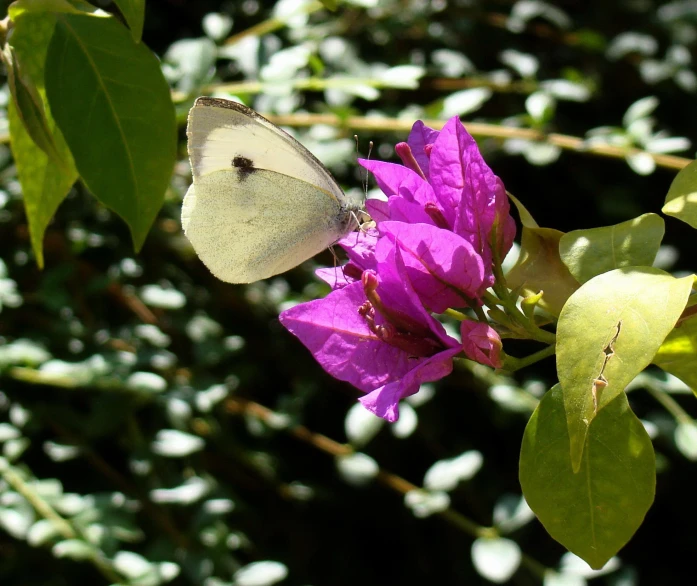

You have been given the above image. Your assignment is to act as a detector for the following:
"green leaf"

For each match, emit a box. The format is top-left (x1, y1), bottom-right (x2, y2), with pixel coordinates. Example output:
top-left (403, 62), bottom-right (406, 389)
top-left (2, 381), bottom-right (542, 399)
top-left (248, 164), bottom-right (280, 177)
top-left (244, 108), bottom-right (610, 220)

top-left (663, 160), bottom-right (697, 229)
top-left (557, 268), bottom-right (693, 470)
top-left (7, 11), bottom-right (78, 268)
top-left (2, 45), bottom-right (63, 166)
top-left (507, 190), bottom-right (539, 228)
top-left (506, 227), bottom-right (579, 317)
top-left (45, 13), bottom-right (177, 251)
top-left (112, 0), bottom-right (145, 42)
top-left (8, 0), bottom-right (110, 18)
top-left (8, 103), bottom-right (77, 269)
top-left (506, 191), bottom-right (578, 316)
top-left (520, 385), bottom-right (655, 569)
top-left (653, 314), bottom-right (697, 389)
top-left (559, 214), bottom-right (665, 284)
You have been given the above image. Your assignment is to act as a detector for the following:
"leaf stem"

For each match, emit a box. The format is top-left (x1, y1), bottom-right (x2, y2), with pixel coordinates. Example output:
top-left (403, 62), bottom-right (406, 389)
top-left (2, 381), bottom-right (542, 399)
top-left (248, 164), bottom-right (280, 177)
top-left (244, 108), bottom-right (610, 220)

top-left (502, 344), bottom-right (556, 372)
top-left (443, 308), bottom-right (468, 321)
top-left (644, 382), bottom-right (694, 425)
top-left (489, 259), bottom-right (556, 344)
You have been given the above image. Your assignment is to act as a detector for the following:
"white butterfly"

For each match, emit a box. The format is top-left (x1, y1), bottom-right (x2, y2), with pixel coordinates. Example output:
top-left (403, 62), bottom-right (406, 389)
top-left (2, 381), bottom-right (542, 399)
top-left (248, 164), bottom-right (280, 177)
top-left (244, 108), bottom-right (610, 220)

top-left (181, 97), bottom-right (364, 284)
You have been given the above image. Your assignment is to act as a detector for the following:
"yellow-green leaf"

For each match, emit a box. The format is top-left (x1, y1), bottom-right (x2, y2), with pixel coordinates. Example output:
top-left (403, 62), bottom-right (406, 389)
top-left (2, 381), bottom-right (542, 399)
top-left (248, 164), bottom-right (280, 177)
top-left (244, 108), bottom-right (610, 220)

top-left (506, 226), bottom-right (579, 317)
top-left (507, 191), bottom-right (539, 228)
top-left (2, 45), bottom-right (63, 166)
top-left (9, 0), bottom-right (109, 19)
top-left (506, 191), bottom-right (578, 316)
top-left (317, 0), bottom-right (339, 10)
top-left (9, 102), bottom-right (77, 269)
top-left (559, 213), bottom-right (665, 284)
top-left (557, 268), bottom-right (693, 470)
top-left (7, 10), bottom-right (78, 268)
top-left (653, 313), bottom-right (697, 390)
top-left (520, 385), bottom-right (655, 569)
top-left (663, 159), bottom-right (697, 229)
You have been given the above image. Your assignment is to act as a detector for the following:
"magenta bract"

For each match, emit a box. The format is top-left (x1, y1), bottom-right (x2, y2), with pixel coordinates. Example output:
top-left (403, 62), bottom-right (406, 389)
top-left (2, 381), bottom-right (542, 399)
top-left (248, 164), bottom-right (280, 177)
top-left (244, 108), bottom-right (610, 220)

top-left (280, 116), bottom-right (514, 421)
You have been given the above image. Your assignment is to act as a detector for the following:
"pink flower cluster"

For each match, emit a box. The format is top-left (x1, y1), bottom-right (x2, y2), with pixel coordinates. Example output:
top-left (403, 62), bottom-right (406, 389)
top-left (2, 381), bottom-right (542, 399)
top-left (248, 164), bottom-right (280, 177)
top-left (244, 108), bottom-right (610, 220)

top-left (280, 117), bottom-right (516, 421)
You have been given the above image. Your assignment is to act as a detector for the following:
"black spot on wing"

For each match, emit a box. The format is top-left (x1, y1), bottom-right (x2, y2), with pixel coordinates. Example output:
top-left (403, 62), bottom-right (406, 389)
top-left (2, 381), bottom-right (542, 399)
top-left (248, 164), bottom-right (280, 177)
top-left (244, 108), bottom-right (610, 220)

top-left (232, 156), bottom-right (255, 181)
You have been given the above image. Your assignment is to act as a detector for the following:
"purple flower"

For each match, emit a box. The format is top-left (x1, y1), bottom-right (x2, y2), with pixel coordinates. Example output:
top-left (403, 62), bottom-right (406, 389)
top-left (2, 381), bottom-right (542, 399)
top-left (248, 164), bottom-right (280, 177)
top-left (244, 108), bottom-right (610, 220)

top-left (378, 221), bottom-right (485, 312)
top-left (279, 116), bottom-right (514, 421)
top-left (401, 120), bottom-right (440, 180)
top-left (361, 116), bottom-right (516, 284)
top-left (280, 244), bottom-right (463, 422)
top-left (460, 321), bottom-right (503, 369)
top-left (315, 228), bottom-right (378, 289)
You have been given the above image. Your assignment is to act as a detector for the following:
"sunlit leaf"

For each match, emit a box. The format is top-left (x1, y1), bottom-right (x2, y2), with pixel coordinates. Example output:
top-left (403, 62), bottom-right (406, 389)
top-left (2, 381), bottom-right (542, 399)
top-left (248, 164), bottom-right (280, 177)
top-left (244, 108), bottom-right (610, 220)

top-left (7, 11), bottom-right (78, 268)
top-left (234, 561), bottom-right (288, 586)
top-left (336, 452), bottom-right (379, 486)
top-left (557, 268), bottom-right (693, 470)
top-left (423, 451), bottom-right (483, 491)
top-left (653, 314), bottom-right (697, 389)
top-left (559, 213), bottom-right (664, 283)
top-left (520, 386), bottom-right (655, 569)
top-left (675, 422), bottom-right (697, 461)
top-left (506, 192), bottom-right (578, 316)
top-left (164, 38), bottom-right (217, 95)
top-left (663, 159), bottom-right (697, 229)
top-left (8, 0), bottom-right (110, 18)
top-left (506, 226), bottom-right (579, 316)
top-left (52, 539), bottom-right (94, 560)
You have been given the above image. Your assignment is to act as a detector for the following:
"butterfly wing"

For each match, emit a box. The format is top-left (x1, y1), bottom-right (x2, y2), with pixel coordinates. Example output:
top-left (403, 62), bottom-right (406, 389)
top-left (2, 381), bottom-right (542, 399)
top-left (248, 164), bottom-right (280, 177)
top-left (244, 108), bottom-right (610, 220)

top-left (182, 168), bottom-right (354, 283)
top-left (187, 97), bottom-right (345, 201)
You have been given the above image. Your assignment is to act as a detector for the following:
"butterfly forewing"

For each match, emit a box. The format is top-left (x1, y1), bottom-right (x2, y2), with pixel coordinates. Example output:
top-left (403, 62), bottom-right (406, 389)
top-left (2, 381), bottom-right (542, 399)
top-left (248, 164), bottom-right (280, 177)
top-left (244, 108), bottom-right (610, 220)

top-left (187, 98), bottom-right (344, 203)
top-left (183, 97), bottom-right (364, 284)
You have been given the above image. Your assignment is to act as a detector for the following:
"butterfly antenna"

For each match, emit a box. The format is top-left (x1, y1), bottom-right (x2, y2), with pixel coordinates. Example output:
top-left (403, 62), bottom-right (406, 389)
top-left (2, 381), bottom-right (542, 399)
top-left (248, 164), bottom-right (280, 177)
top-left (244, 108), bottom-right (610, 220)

top-left (355, 137), bottom-right (374, 237)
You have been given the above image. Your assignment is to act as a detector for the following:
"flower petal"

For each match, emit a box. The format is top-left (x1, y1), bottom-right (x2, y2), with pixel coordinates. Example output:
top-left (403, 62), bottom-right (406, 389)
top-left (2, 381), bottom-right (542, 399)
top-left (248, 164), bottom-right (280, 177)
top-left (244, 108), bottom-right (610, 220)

top-left (407, 120), bottom-right (440, 180)
top-left (365, 199), bottom-right (390, 222)
top-left (338, 228), bottom-right (378, 270)
top-left (429, 117), bottom-right (516, 279)
top-left (375, 239), bottom-right (459, 345)
top-left (280, 282), bottom-right (414, 391)
top-left (428, 117), bottom-right (478, 227)
top-left (379, 221), bottom-right (486, 311)
top-left (460, 321), bottom-right (503, 368)
top-left (359, 347), bottom-right (461, 421)
top-left (359, 159), bottom-right (437, 208)
top-left (386, 196), bottom-right (436, 225)
top-left (315, 266), bottom-right (352, 289)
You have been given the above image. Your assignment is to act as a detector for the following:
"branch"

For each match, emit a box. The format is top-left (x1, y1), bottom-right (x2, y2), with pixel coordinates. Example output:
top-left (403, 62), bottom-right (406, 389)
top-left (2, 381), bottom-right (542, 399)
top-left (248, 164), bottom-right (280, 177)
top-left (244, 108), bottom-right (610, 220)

top-left (259, 112), bottom-right (690, 171)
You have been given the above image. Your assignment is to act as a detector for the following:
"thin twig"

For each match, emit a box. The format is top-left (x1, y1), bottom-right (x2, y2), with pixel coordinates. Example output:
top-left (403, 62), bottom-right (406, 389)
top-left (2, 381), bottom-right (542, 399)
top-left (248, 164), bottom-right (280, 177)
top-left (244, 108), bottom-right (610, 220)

top-left (644, 383), bottom-right (694, 425)
top-left (262, 112), bottom-right (691, 171)
top-left (0, 459), bottom-right (122, 583)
